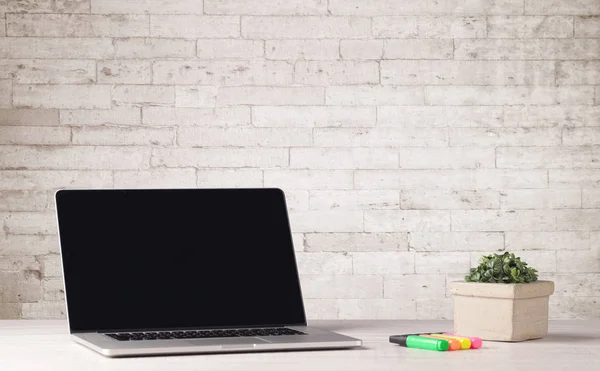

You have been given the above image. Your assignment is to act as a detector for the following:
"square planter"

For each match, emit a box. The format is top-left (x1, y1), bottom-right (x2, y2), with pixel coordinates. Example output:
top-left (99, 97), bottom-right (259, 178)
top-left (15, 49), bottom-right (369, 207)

top-left (450, 280), bottom-right (554, 342)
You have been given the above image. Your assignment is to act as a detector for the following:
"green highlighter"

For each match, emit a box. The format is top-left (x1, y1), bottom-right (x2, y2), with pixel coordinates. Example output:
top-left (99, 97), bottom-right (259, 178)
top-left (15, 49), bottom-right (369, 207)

top-left (390, 334), bottom-right (450, 351)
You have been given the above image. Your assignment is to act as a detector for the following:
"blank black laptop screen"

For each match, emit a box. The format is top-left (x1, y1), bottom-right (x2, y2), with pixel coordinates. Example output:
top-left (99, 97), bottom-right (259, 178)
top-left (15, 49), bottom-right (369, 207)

top-left (56, 189), bottom-right (306, 333)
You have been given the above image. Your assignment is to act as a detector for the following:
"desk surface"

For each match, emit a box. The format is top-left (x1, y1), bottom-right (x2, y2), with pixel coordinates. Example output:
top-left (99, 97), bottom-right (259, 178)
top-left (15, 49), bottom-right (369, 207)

top-left (1, 320), bottom-right (599, 370)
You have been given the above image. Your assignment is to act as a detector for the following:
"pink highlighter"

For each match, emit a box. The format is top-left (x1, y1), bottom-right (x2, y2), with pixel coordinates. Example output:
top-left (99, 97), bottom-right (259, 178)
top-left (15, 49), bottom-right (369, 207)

top-left (443, 333), bottom-right (483, 349)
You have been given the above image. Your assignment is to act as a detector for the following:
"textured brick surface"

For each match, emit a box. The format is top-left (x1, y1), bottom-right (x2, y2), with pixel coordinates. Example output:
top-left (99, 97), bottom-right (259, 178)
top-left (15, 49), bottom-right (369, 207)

top-left (0, 0), bottom-right (598, 321)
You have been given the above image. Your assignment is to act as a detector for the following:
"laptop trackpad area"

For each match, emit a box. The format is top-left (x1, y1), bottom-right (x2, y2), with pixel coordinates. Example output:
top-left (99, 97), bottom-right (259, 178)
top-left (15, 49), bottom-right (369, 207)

top-left (186, 337), bottom-right (267, 348)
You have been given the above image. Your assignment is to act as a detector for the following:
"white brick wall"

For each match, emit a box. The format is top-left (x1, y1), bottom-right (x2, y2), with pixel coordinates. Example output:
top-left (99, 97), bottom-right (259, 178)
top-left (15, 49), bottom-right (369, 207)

top-left (1, 0), bottom-right (599, 320)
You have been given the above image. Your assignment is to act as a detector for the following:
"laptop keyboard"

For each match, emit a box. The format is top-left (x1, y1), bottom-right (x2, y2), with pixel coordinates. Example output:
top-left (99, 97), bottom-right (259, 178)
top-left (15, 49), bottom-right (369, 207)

top-left (106, 328), bottom-right (307, 341)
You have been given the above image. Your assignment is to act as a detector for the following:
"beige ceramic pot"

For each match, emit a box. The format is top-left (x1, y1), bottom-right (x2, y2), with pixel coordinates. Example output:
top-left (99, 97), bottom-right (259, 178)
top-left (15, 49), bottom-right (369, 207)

top-left (450, 281), bottom-right (555, 342)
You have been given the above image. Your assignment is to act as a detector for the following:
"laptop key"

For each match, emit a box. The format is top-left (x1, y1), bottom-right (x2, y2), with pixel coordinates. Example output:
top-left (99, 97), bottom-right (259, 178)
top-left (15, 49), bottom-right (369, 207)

top-left (105, 327), bottom-right (307, 341)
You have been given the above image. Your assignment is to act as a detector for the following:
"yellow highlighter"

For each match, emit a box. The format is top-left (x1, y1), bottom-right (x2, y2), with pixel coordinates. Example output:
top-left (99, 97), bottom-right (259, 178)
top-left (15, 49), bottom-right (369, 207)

top-left (430, 334), bottom-right (471, 350)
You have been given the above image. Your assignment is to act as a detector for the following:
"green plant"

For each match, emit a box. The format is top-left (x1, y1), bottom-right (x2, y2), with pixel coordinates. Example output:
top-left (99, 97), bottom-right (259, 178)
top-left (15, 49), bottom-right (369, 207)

top-left (465, 252), bottom-right (538, 284)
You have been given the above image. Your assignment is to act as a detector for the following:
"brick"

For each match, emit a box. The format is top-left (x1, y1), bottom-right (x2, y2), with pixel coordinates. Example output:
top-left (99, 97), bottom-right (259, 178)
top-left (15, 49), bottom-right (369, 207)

top-left (252, 106), bottom-right (375, 128)
top-left (416, 298), bottom-right (453, 320)
top-left (0, 109), bottom-right (58, 126)
top-left (383, 39), bottom-right (453, 59)
top-left (501, 189), bottom-right (581, 209)
top-left (295, 253), bottom-right (352, 274)
top-left (60, 107), bottom-right (140, 126)
top-left (197, 39), bottom-right (264, 59)
top-left (558, 61), bottom-right (600, 85)
top-left (384, 275), bottom-right (445, 299)
top-left (292, 233), bottom-right (304, 251)
top-left (22, 301), bottom-right (66, 319)
top-left (264, 170), bottom-right (353, 190)
top-left (0, 0), bottom-right (54, 13)
top-left (0, 304), bottom-right (21, 319)
top-left (455, 39), bottom-right (600, 60)
top-left (558, 86), bottom-right (595, 105)
top-left (337, 299), bottom-right (417, 319)
top-left (305, 233), bottom-right (408, 252)
top-left (0, 59), bottom-right (95, 84)
top-left (7, 14), bottom-right (148, 37)
top-left (575, 16), bottom-right (600, 37)
top-left (497, 147), bottom-right (600, 169)
top-left (451, 128), bottom-right (561, 147)
top-left (0, 271), bottom-right (42, 303)
top-left (290, 148), bottom-right (398, 170)
top-left (474, 169), bottom-right (548, 190)
top-left (416, 252), bottom-right (470, 274)
top-left (355, 170), bottom-right (473, 190)
top-left (314, 128), bottom-right (446, 147)
top-left (554, 274), bottom-right (600, 297)
top-left (0, 38), bottom-right (113, 59)
top-left (113, 169), bottom-right (196, 188)
top-left (373, 16), bottom-right (486, 38)
top-left (326, 86), bottom-right (424, 106)
top-left (378, 106), bottom-right (503, 128)
top-left (340, 40), bottom-right (383, 60)
top-left (300, 275), bottom-right (382, 299)
top-left (42, 278), bottom-right (65, 302)
top-left (381, 60), bottom-right (555, 86)
top-left (217, 87), bottom-right (324, 106)
top-left (409, 232), bottom-right (504, 252)
top-left (399, 147), bottom-right (495, 169)
top-left (295, 61), bottom-right (379, 85)
top-left (557, 248), bottom-right (600, 273)
top-left (153, 60), bottom-right (292, 85)
top-left (402, 190), bottom-right (499, 210)
top-left (0, 127), bottom-right (70, 145)
top-left (487, 16), bottom-right (573, 38)
top-left (302, 299), bottom-right (337, 318)
top-left (91, 0), bottom-right (203, 14)
top-left (175, 86), bottom-right (218, 108)
top-left (549, 169), bottom-right (600, 188)
top-left (143, 107), bottom-right (249, 127)
top-left (0, 190), bottom-right (48, 212)
top-left (0, 146), bottom-right (149, 170)
top-left (451, 210), bottom-right (556, 231)
top-left (555, 210), bottom-right (600, 231)
top-left (115, 38), bottom-right (195, 58)
top-left (72, 126), bottom-right (174, 146)
top-left (524, 0), bottom-right (600, 15)
top-left (0, 18), bottom-right (4, 36)
top-left (353, 252), bottom-right (414, 274)
top-left (54, 0), bottom-right (90, 13)
top-left (112, 85), bottom-right (174, 106)
top-left (266, 40), bottom-right (339, 60)
top-left (329, 0), bottom-right (524, 15)
top-left (151, 148), bottom-right (287, 168)
top-left (0, 256), bottom-right (39, 272)
top-left (505, 232), bottom-right (590, 251)
top-left (426, 86), bottom-right (576, 106)
top-left (504, 106), bottom-right (600, 127)
top-left (178, 127), bottom-right (312, 147)
top-left (14, 85), bottom-right (110, 109)
top-left (196, 169), bottom-right (263, 188)
top-left (365, 210), bottom-right (450, 232)
top-left (583, 189), bottom-right (600, 208)
top-left (97, 60), bottom-right (151, 84)
top-left (242, 16), bottom-right (370, 39)
top-left (309, 191), bottom-right (399, 210)
top-left (150, 15), bottom-right (239, 38)
top-left (1, 211), bottom-right (56, 235)
top-left (0, 170), bottom-right (112, 190)
top-left (289, 211), bottom-right (363, 232)
top-left (205, 0), bottom-right (326, 15)
top-left (0, 80), bottom-right (12, 108)
top-left (283, 190), bottom-right (309, 211)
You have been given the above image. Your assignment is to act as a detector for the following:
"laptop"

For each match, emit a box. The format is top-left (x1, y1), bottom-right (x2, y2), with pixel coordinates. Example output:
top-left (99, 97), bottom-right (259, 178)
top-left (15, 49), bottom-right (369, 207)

top-left (55, 188), bottom-right (362, 357)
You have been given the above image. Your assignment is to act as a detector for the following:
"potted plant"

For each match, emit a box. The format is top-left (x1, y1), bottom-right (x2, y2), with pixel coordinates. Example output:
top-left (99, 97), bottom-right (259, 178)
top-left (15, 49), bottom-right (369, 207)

top-left (450, 252), bottom-right (554, 342)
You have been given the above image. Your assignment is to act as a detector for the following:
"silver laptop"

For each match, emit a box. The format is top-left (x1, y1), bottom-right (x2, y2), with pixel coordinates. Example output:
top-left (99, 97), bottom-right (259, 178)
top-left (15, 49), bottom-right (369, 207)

top-left (55, 188), bottom-right (361, 357)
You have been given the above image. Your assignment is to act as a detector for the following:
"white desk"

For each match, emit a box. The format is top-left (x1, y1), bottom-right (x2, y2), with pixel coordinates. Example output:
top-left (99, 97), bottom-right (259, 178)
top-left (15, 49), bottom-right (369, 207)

top-left (1, 320), bottom-right (599, 370)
